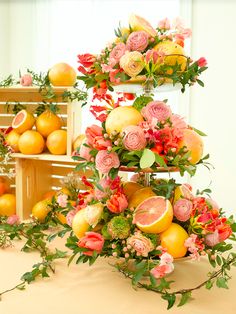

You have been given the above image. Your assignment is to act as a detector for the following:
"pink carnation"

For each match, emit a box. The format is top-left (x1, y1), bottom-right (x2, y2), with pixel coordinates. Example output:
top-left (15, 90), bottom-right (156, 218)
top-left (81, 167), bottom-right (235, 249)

top-left (127, 232), bottom-right (154, 257)
top-left (109, 43), bottom-right (127, 64)
top-left (185, 234), bottom-right (205, 260)
top-left (20, 74), bottom-right (33, 86)
top-left (6, 214), bottom-right (19, 225)
top-left (160, 252), bottom-right (173, 264)
top-left (150, 263), bottom-right (174, 279)
top-left (85, 125), bottom-right (111, 150)
top-left (174, 199), bottom-right (193, 221)
top-left (57, 194), bottom-right (68, 208)
top-left (126, 31), bottom-right (149, 52)
top-left (95, 150), bottom-right (120, 174)
top-left (78, 232), bottom-right (104, 256)
top-left (170, 114), bottom-right (187, 139)
top-left (122, 125), bottom-right (146, 151)
top-left (141, 101), bottom-right (172, 123)
top-left (79, 141), bottom-right (92, 161)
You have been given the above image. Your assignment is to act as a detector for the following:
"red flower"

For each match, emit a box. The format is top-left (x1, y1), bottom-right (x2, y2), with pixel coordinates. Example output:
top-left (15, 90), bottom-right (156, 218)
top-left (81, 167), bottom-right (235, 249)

top-left (77, 53), bottom-right (96, 68)
top-left (106, 192), bottom-right (128, 214)
top-left (123, 93), bottom-right (135, 101)
top-left (197, 57), bottom-right (207, 67)
top-left (78, 232), bottom-right (104, 256)
top-left (90, 105), bottom-right (108, 123)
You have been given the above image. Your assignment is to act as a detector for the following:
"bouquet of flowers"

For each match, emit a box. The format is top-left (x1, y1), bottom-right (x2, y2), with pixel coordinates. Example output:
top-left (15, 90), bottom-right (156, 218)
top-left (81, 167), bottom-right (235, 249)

top-left (77, 14), bottom-right (207, 95)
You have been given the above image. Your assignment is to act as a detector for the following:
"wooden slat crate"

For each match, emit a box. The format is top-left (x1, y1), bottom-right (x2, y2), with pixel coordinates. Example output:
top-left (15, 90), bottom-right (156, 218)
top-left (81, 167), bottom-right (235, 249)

top-left (0, 87), bottom-right (84, 219)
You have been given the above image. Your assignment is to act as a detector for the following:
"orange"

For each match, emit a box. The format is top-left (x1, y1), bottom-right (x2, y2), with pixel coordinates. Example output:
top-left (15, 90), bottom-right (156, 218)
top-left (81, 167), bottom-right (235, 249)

top-left (18, 130), bottom-right (45, 154)
top-left (5, 130), bottom-right (20, 152)
top-left (56, 212), bottom-right (67, 224)
top-left (0, 177), bottom-right (10, 196)
top-left (36, 110), bottom-right (62, 138)
top-left (123, 181), bottom-right (143, 200)
top-left (128, 187), bottom-right (156, 209)
top-left (12, 110), bottom-right (35, 134)
top-left (46, 130), bottom-right (67, 155)
top-left (48, 63), bottom-right (77, 87)
top-left (31, 199), bottom-right (51, 222)
top-left (72, 208), bottom-right (90, 239)
top-left (0, 193), bottom-right (16, 216)
top-left (129, 14), bottom-right (156, 37)
top-left (73, 134), bottom-right (86, 151)
top-left (160, 223), bottom-right (189, 258)
top-left (154, 41), bottom-right (187, 73)
top-left (177, 129), bottom-right (204, 164)
top-left (42, 190), bottom-right (57, 200)
top-left (133, 196), bottom-right (173, 233)
top-left (105, 106), bottom-right (143, 135)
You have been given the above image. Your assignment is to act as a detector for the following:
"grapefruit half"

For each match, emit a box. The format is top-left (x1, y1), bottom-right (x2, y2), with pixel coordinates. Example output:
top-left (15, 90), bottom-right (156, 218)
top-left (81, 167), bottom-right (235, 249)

top-left (12, 110), bottom-right (35, 134)
top-left (133, 196), bottom-right (173, 233)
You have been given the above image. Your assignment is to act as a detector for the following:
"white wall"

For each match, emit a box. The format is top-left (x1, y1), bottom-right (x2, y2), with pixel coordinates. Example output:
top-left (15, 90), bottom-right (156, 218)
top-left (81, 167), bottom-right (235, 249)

top-left (0, 0), bottom-right (10, 77)
top-left (190, 0), bottom-right (236, 215)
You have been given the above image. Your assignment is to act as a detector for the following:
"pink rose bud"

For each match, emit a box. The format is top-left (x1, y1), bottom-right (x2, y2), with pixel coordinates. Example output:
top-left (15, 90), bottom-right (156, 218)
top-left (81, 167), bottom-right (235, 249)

top-left (95, 150), bottom-right (120, 174)
top-left (197, 57), bottom-right (207, 67)
top-left (6, 214), bottom-right (19, 225)
top-left (20, 74), bottom-right (33, 86)
top-left (126, 31), bottom-right (149, 52)
top-left (174, 199), bottom-right (193, 221)
top-left (122, 125), bottom-right (146, 151)
top-left (77, 232), bottom-right (104, 256)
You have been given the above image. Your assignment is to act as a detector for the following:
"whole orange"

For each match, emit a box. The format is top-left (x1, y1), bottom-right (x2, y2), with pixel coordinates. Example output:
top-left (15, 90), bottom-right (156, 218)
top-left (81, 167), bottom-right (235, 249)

top-left (0, 177), bottom-right (10, 196)
top-left (48, 63), bottom-right (77, 86)
top-left (36, 110), bottom-right (62, 138)
top-left (46, 130), bottom-right (67, 155)
top-left (5, 130), bottom-right (21, 152)
top-left (0, 194), bottom-right (16, 216)
top-left (18, 130), bottom-right (45, 154)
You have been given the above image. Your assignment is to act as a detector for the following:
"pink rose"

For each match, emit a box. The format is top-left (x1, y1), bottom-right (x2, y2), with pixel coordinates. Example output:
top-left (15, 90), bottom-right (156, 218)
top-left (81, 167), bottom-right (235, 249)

top-left (141, 101), bottom-right (172, 123)
top-left (106, 192), bottom-right (128, 214)
top-left (119, 51), bottom-right (144, 77)
top-left (158, 18), bottom-right (170, 30)
top-left (122, 125), bottom-right (146, 151)
top-left (127, 232), bottom-right (154, 257)
top-left (6, 214), bottom-right (19, 225)
top-left (197, 57), bottom-right (207, 67)
top-left (66, 210), bottom-right (77, 226)
top-left (174, 199), bottom-right (193, 221)
top-left (109, 43), bottom-right (127, 64)
top-left (95, 150), bottom-right (120, 174)
top-left (150, 263), bottom-right (174, 279)
top-left (20, 74), bottom-right (33, 86)
top-left (78, 232), bottom-right (104, 256)
top-left (205, 231), bottom-right (220, 247)
top-left (79, 140), bottom-right (92, 161)
top-left (126, 31), bottom-right (149, 52)
top-left (170, 114), bottom-right (187, 139)
top-left (85, 125), bottom-right (111, 150)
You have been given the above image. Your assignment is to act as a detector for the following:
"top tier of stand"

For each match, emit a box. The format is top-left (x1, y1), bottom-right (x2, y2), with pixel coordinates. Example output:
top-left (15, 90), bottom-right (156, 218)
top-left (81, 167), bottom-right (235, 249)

top-left (112, 82), bottom-right (182, 94)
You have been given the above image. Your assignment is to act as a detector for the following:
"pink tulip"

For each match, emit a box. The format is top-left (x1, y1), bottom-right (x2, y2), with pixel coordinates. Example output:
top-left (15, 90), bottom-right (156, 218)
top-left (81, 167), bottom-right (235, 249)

top-left (106, 192), bottom-right (128, 214)
top-left (78, 232), bottom-right (104, 256)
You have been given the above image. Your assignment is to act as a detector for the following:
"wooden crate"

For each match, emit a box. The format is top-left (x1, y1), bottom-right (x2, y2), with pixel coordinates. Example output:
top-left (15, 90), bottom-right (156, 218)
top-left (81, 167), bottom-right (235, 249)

top-left (0, 87), bottom-right (84, 219)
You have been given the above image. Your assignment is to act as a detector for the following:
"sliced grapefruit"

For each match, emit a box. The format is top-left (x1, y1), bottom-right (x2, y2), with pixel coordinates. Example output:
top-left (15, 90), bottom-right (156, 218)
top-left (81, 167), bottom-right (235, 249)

top-left (12, 110), bottom-right (35, 134)
top-left (128, 187), bottom-right (156, 209)
top-left (177, 129), bottom-right (204, 164)
top-left (133, 196), bottom-right (173, 233)
top-left (18, 130), bottom-right (45, 154)
top-left (174, 183), bottom-right (194, 203)
top-left (123, 181), bottom-right (143, 200)
top-left (105, 106), bottom-right (143, 135)
top-left (160, 223), bottom-right (189, 258)
top-left (129, 14), bottom-right (156, 37)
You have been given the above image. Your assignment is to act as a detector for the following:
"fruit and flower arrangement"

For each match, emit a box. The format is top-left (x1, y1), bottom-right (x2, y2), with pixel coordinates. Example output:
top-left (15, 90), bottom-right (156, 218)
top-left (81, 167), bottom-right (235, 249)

top-left (0, 14), bottom-right (236, 310)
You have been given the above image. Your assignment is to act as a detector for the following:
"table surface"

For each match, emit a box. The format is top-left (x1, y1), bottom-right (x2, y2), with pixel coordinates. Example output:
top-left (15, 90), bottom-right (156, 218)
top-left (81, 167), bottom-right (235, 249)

top-left (0, 238), bottom-right (236, 314)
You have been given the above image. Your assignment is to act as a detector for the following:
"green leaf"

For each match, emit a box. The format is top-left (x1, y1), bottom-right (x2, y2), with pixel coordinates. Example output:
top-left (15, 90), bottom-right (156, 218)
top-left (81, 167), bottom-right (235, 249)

top-left (132, 95), bottom-right (153, 111)
top-left (216, 277), bottom-right (229, 289)
top-left (216, 255), bottom-right (222, 266)
top-left (205, 280), bottom-right (213, 290)
top-left (191, 127), bottom-right (207, 136)
top-left (140, 149), bottom-right (155, 169)
top-left (196, 79), bottom-right (204, 87)
top-left (178, 291), bottom-right (191, 307)
top-left (162, 293), bottom-right (176, 309)
top-left (154, 153), bottom-right (167, 167)
top-left (149, 273), bottom-right (157, 287)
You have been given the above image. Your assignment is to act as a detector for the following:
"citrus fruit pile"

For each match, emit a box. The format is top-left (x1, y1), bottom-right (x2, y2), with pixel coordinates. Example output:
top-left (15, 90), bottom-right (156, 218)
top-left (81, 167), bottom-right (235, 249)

top-left (0, 177), bottom-right (16, 217)
top-left (6, 109), bottom-right (67, 155)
